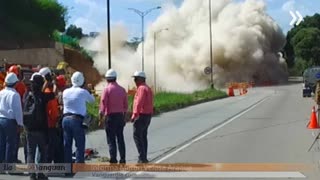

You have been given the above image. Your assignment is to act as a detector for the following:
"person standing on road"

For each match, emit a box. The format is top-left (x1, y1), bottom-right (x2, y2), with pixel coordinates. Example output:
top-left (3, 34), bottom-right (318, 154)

top-left (131, 71), bottom-right (154, 163)
top-left (40, 68), bottom-right (63, 163)
top-left (7, 65), bottom-right (27, 163)
top-left (23, 73), bottom-right (55, 180)
top-left (99, 69), bottom-right (128, 164)
top-left (62, 71), bottom-right (95, 164)
top-left (0, 73), bottom-right (23, 163)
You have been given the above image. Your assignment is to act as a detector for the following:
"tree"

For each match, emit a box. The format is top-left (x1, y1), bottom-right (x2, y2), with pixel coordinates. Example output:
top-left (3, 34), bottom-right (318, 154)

top-left (284, 13), bottom-right (320, 68)
top-left (292, 28), bottom-right (320, 65)
top-left (66, 25), bottom-right (83, 39)
top-left (0, 0), bottom-right (67, 42)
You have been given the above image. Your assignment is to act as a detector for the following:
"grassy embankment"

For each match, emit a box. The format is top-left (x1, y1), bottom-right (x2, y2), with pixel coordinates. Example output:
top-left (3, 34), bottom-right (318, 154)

top-left (87, 88), bottom-right (227, 132)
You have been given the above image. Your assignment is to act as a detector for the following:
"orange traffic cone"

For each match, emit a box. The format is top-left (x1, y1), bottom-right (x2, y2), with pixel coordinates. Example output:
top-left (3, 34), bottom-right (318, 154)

top-left (228, 87), bottom-right (234, 96)
top-left (308, 106), bottom-right (320, 129)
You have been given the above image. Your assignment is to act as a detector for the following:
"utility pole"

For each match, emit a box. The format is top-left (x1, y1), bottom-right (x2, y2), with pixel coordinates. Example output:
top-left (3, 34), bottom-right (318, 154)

top-left (107, 0), bottom-right (111, 69)
top-left (209, 0), bottom-right (214, 89)
top-left (153, 28), bottom-right (168, 93)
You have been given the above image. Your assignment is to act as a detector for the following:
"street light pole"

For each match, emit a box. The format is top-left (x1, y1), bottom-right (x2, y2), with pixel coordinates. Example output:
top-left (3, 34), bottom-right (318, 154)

top-left (128, 6), bottom-right (161, 71)
top-left (142, 15), bottom-right (145, 71)
top-left (209, 0), bottom-right (214, 89)
top-left (153, 28), bottom-right (168, 94)
top-left (107, 0), bottom-right (111, 69)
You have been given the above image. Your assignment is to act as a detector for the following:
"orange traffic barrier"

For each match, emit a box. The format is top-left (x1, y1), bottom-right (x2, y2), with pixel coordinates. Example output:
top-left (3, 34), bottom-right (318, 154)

top-left (243, 88), bottom-right (248, 95)
top-left (228, 87), bottom-right (234, 96)
top-left (308, 106), bottom-right (320, 129)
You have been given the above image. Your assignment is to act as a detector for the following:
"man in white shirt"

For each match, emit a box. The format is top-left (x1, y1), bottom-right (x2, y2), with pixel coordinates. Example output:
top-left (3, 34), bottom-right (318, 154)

top-left (62, 71), bottom-right (95, 165)
top-left (0, 73), bottom-right (23, 163)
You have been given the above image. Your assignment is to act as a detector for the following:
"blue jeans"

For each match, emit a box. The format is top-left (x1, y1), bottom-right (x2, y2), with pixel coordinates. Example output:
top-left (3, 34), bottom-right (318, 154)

top-left (0, 118), bottom-right (17, 163)
top-left (62, 116), bottom-right (85, 163)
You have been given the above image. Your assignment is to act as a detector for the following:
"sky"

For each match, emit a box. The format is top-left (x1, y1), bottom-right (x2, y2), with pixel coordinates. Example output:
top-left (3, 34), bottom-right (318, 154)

top-left (57, 0), bottom-right (320, 39)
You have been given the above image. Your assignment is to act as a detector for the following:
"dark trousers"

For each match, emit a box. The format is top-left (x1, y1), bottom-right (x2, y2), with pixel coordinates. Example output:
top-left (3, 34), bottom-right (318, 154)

top-left (26, 131), bottom-right (48, 164)
top-left (0, 118), bottom-right (17, 163)
top-left (133, 114), bottom-right (151, 161)
top-left (62, 116), bottom-right (85, 163)
top-left (105, 113), bottom-right (126, 163)
top-left (47, 128), bottom-right (64, 163)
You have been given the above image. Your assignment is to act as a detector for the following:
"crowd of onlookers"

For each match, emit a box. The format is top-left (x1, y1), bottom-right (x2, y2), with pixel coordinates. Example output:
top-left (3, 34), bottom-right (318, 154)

top-left (0, 66), bottom-right (154, 180)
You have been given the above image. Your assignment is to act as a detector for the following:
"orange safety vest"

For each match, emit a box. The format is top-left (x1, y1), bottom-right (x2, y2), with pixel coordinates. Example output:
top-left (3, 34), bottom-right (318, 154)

top-left (44, 87), bottom-right (60, 128)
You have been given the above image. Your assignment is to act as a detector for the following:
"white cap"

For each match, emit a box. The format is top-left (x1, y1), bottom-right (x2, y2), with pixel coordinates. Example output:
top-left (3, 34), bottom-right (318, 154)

top-left (5, 73), bottom-right (19, 85)
top-left (132, 71), bottom-right (146, 78)
top-left (71, 71), bottom-right (85, 87)
top-left (39, 67), bottom-right (51, 76)
top-left (105, 69), bottom-right (117, 79)
top-left (30, 72), bottom-right (41, 81)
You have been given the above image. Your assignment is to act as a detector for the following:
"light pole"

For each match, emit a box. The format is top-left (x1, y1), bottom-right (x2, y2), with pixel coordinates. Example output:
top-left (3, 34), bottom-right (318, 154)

top-left (209, 0), bottom-right (214, 89)
top-left (106, 0), bottom-right (111, 69)
top-left (153, 28), bottom-right (168, 93)
top-left (128, 6), bottom-right (161, 71)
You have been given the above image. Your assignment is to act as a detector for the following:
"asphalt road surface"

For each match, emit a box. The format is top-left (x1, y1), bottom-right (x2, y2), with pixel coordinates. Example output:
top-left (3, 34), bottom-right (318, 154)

top-left (1, 80), bottom-right (320, 179)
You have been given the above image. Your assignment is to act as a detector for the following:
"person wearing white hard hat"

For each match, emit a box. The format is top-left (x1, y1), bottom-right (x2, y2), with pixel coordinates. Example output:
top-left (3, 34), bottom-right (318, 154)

top-left (131, 71), bottom-right (154, 163)
top-left (62, 71), bottom-right (95, 165)
top-left (99, 69), bottom-right (128, 164)
top-left (0, 73), bottom-right (23, 164)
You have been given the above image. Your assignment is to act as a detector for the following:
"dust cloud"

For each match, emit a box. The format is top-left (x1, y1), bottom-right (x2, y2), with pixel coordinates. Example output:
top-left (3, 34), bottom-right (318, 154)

top-left (81, 0), bottom-right (288, 92)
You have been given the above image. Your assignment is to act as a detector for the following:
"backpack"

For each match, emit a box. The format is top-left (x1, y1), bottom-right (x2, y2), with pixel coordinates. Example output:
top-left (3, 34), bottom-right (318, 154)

top-left (44, 88), bottom-right (60, 128)
top-left (23, 91), bottom-right (38, 129)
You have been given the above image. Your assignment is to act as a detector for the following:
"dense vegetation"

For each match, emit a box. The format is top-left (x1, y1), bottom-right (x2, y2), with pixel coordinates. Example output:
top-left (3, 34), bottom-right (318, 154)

top-left (0, 0), bottom-right (66, 41)
top-left (284, 13), bottom-right (320, 75)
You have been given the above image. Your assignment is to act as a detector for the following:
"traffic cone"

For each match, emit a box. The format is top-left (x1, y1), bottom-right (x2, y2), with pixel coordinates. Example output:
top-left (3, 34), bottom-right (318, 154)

top-left (308, 106), bottom-right (320, 129)
top-left (228, 87), bottom-right (234, 96)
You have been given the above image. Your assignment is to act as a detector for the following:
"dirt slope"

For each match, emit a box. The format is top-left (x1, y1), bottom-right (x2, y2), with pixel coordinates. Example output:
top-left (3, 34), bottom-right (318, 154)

top-left (63, 47), bottom-right (102, 86)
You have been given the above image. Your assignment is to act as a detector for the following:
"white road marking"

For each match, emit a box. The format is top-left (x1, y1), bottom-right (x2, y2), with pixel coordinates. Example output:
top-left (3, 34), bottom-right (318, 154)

top-left (126, 96), bottom-right (271, 180)
top-left (155, 96), bottom-right (270, 163)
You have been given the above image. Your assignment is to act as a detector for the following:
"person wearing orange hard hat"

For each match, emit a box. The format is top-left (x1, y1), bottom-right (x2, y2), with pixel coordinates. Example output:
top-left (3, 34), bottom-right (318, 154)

top-left (7, 65), bottom-right (27, 163)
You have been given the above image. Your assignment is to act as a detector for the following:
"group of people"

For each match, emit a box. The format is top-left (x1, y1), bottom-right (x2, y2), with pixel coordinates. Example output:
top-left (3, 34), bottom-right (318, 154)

top-left (0, 65), bottom-right (154, 180)
top-left (99, 69), bottom-right (154, 164)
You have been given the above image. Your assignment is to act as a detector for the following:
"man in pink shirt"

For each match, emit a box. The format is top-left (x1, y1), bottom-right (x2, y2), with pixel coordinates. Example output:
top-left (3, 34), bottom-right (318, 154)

top-left (131, 71), bottom-right (154, 163)
top-left (99, 69), bottom-right (128, 164)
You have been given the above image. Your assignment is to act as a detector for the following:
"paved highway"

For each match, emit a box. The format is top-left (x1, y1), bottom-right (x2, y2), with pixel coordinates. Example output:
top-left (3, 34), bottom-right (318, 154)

top-left (1, 80), bottom-right (320, 179)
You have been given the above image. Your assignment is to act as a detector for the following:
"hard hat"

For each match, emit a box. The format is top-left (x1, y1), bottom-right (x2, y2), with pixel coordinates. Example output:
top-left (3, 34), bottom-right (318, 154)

top-left (105, 69), bottom-right (117, 79)
top-left (5, 72), bottom-right (19, 85)
top-left (132, 71), bottom-right (146, 78)
top-left (30, 73), bottom-right (44, 86)
top-left (8, 65), bottom-right (19, 75)
top-left (71, 71), bottom-right (85, 87)
top-left (39, 67), bottom-right (51, 76)
top-left (30, 72), bottom-right (41, 81)
top-left (56, 75), bottom-right (66, 88)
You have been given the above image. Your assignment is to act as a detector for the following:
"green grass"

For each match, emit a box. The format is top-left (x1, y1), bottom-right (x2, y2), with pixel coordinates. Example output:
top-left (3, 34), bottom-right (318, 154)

top-left (87, 88), bottom-right (227, 132)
